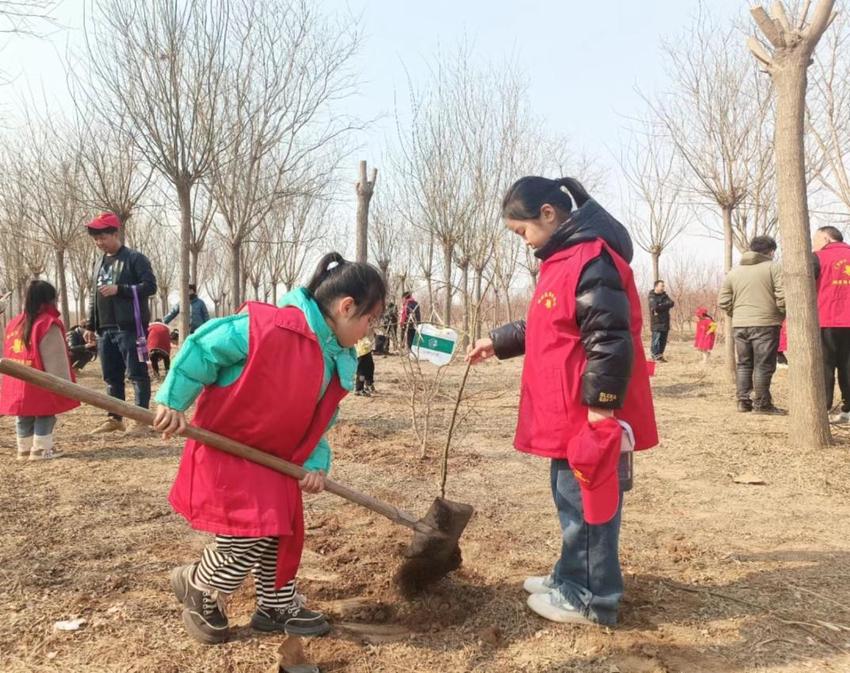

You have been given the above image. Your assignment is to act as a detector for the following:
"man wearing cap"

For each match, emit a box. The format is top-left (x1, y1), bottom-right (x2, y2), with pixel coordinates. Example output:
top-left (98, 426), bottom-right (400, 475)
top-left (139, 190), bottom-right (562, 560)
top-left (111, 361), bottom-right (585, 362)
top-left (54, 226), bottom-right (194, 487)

top-left (83, 212), bottom-right (157, 434)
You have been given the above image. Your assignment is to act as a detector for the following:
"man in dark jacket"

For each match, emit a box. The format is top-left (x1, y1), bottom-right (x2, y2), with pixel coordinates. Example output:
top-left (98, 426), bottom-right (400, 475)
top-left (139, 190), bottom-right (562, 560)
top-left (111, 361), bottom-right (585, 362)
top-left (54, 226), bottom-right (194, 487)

top-left (648, 281), bottom-right (674, 362)
top-left (163, 283), bottom-right (210, 335)
top-left (83, 212), bottom-right (157, 434)
top-left (400, 292), bottom-right (422, 351)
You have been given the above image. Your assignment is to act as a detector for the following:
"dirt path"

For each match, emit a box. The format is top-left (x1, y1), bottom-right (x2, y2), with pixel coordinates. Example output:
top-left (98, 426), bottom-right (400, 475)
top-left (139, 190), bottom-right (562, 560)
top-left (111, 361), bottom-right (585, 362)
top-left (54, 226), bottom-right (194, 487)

top-left (1, 341), bottom-right (849, 672)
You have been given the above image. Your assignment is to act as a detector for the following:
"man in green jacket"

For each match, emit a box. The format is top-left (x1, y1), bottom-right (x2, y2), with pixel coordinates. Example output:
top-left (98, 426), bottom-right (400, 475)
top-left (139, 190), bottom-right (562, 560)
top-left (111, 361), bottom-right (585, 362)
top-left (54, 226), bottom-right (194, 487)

top-left (718, 235), bottom-right (786, 414)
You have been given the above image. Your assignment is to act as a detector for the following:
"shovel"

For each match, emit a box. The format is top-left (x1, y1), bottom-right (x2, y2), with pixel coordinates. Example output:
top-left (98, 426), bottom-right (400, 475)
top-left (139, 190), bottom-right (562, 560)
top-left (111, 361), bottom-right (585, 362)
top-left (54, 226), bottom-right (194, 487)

top-left (0, 358), bottom-right (474, 597)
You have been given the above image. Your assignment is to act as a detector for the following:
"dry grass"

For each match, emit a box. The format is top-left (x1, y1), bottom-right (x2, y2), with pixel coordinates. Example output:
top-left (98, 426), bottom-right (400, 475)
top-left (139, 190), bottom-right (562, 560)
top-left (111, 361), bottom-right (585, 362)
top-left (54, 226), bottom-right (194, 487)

top-left (2, 341), bottom-right (850, 672)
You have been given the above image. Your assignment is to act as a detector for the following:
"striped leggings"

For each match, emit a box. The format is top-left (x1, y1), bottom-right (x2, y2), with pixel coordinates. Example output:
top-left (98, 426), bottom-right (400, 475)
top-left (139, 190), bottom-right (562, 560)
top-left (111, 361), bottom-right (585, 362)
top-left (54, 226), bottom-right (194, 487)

top-left (195, 536), bottom-right (296, 609)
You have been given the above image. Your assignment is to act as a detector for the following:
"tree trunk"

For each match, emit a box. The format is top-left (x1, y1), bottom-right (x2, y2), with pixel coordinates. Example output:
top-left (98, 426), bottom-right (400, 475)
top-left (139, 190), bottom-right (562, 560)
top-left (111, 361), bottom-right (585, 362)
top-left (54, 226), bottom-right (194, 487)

top-left (355, 160), bottom-right (377, 264)
top-left (442, 240), bottom-right (453, 326)
top-left (230, 240), bottom-right (242, 312)
top-left (54, 248), bottom-right (70, 324)
top-left (722, 205), bottom-right (736, 380)
top-left (272, 282), bottom-right (278, 306)
top-left (651, 251), bottom-right (660, 285)
top-left (176, 181), bottom-right (193, 345)
top-left (190, 247), bottom-right (200, 286)
top-left (460, 260), bottom-right (470, 348)
top-left (473, 266), bottom-right (484, 340)
top-left (772, 48), bottom-right (831, 449)
top-left (160, 289), bottom-right (169, 317)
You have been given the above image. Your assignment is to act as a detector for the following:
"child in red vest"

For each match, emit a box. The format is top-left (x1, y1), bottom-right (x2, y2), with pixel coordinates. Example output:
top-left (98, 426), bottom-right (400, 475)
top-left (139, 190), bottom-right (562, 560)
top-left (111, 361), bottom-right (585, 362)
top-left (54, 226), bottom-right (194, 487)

top-left (147, 320), bottom-right (172, 380)
top-left (468, 177), bottom-right (658, 627)
top-left (0, 280), bottom-right (79, 459)
top-left (153, 253), bottom-right (385, 644)
top-left (694, 307), bottom-right (718, 364)
top-left (777, 320), bottom-right (789, 368)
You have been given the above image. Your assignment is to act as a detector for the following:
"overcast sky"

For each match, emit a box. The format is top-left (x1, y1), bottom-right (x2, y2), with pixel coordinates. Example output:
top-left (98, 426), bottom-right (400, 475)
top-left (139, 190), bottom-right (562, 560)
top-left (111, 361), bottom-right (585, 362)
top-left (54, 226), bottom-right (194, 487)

top-left (2, 0), bottom-right (783, 280)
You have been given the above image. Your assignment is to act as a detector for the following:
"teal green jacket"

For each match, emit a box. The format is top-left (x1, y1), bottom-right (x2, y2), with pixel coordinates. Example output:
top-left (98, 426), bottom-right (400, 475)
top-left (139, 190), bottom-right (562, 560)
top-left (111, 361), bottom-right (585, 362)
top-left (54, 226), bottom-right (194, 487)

top-left (155, 289), bottom-right (356, 473)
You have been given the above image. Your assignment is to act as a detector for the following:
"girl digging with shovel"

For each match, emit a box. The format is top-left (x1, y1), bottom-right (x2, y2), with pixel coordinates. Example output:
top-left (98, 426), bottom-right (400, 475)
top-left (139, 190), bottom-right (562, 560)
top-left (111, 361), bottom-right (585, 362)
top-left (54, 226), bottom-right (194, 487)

top-left (153, 252), bottom-right (385, 645)
top-left (467, 177), bottom-right (658, 627)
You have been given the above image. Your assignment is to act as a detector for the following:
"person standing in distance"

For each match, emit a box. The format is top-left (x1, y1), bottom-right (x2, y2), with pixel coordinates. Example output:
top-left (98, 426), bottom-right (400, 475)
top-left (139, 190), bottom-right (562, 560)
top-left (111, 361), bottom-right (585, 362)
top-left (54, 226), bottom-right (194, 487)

top-left (648, 280), bottom-right (674, 362)
top-left (83, 212), bottom-right (157, 434)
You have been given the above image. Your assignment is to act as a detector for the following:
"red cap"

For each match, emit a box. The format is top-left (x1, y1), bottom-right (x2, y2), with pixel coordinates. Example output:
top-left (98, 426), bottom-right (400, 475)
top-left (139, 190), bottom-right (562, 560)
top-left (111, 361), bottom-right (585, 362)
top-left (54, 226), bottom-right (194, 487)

top-left (87, 212), bottom-right (122, 231)
top-left (566, 418), bottom-right (623, 525)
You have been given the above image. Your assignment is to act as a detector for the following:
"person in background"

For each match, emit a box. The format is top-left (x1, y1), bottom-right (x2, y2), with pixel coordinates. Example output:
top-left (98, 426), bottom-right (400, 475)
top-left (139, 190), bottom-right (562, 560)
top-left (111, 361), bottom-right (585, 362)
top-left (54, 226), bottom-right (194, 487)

top-left (83, 212), bottom-right (157, 435)
top-left (777, 320), bottom-right (789, 369)
top-left (0, 280), bottom-right (79, 460)
top-left (693, 307), bottom-right (718, 365)
top-left (164, 283), bottom-right (210, 335)
top-left (382, 300), bottom-right (398, 353)
top-left (813, 226), bottom-right (850, 423)
top-left (400, 292), bottom-right (421, 351)
top-left (718, 235), bottom-right (785, 414)
top-left (648, 280), bottom-right (675, 362)
top-left (66, 321), bottom-right (97, 371)
top-left (355, 335), bottom-right (375, 396)
top-left (148, 319), bottom-right (173, 381)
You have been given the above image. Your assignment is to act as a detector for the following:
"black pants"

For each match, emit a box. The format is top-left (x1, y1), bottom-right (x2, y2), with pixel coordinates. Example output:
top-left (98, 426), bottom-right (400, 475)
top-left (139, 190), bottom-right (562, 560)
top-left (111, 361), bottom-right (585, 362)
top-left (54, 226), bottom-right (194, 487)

top-left (734, 326), bottom-right (780, 409)
top-left (150, 349), bottom-right (171, 379)
top-left (404, 325), bottom-right (417, 350)
top-left (822, 327), bottom-right (850, 412)
top-left (356, 353), bottom-right (374, 391)
top-left (98, 328), bottom-right (151, 420)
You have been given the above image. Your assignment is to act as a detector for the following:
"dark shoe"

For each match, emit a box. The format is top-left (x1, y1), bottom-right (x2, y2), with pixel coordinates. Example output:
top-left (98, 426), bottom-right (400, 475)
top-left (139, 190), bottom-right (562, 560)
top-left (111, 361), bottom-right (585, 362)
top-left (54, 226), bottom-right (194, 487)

top-left (752, 405), bottom-right (787, 416)
top-left (737, 401), bottom-right (753, 413)
top-left (170, 564), bottom-right (230, 644)
top-left (251, 598), bottom-right (330, 636)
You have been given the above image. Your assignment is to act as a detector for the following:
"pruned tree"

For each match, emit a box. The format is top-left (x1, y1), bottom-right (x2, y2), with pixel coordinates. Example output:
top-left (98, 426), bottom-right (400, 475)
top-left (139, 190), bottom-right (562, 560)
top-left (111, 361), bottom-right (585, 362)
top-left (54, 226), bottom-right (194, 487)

top-left (355, 160), bottom-right (377, 263)
top-left (127, 209), bottom-right (179, 318)
top-left (748, 0), bottom-right (835, 449)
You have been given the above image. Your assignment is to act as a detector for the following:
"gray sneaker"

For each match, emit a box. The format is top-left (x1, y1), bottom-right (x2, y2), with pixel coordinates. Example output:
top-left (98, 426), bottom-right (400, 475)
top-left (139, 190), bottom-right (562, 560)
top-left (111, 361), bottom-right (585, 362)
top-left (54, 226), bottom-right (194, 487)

top-left (251, 595), bottom-right (330, 636)
top-left (523, 575), bottom-right (556, 595)
top-left (527, 588), bottom-right (594, 625)
top-left (170, 564), bottom-right (230, 644)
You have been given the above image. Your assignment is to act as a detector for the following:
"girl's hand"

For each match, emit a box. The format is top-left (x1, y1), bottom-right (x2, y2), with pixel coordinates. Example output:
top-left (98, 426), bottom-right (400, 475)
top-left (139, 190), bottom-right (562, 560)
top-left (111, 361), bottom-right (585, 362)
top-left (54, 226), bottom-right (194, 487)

top-left (299, 470), bottom-right (326, 494)
top-left (153, 404), bottom-right (187, 439)
top-left (587, 407), bottom-right (615, 425)
top-left (466, 338), bottom-right (495, 365)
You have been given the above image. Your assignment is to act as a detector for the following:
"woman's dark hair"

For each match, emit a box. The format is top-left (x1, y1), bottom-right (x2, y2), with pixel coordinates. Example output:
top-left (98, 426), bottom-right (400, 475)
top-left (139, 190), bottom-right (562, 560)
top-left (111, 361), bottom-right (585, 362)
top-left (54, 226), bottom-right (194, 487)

top-left (306, 252), bottom-right (386, 318)
top-left (501, 176), bottom-right (580, 221)
top-left (23, 280), bottom-right (57, 347)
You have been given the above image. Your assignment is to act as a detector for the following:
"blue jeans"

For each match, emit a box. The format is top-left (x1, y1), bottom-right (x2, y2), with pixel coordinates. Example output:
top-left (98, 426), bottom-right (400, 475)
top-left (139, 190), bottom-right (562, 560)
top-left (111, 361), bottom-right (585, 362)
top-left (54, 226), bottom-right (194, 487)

top-left (98, 328), bottom-right (151, 420)
top-left (650, 330), bottom-right (669, 359)
top-left (550, 459), bottom-right (624, 626)
top-left (16, 415), bottom-right (57, 437)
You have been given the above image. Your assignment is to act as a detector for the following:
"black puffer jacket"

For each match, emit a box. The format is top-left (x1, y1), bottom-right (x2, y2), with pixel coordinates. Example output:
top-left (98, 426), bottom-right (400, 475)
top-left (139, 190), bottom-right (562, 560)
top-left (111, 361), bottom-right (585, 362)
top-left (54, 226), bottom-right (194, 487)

top-left (86, 246), bottom-right (157, 332)
top-left (490, 189), bottom-right (634, 410)
top-left (648, 291), bottom-right (674, 331)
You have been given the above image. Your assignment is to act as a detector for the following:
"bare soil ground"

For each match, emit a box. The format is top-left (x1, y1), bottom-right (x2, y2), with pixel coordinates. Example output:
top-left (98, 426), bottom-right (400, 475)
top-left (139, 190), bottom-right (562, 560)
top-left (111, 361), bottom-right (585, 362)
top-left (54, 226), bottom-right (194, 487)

top-left (2, 340), bottom-right (850, 673)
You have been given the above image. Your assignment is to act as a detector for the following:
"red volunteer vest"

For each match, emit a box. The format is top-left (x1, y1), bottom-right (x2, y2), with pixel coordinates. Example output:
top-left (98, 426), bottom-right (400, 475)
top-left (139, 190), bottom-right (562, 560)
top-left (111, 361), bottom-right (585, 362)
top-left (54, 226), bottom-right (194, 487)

top-left (0, 306), bottom-right (79, 417)
top-left (694, 318), bottom-right (717, 351)
top-left (168, 303), bottom-right (347, 587)
top-left (778, 320), bottom-right (788, 353)
top-left (147, 322), bottom-right (171, 353)
top-left (816, 241), bottom-right (850, 328)
top-left (515, 240), bottom-right (658, 457)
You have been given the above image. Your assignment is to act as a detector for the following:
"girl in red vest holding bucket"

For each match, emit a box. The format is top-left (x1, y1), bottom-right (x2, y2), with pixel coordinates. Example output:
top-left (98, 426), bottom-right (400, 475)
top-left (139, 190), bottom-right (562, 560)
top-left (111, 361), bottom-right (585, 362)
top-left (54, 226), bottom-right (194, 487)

top-left (694, 307), bottom-right (718, 364)
top-left (0, 280), bottom-right (79, 459)
top-left (152, 253), bottom-right (385, 645)
top-left (468, 177), bottom-right (658, 627)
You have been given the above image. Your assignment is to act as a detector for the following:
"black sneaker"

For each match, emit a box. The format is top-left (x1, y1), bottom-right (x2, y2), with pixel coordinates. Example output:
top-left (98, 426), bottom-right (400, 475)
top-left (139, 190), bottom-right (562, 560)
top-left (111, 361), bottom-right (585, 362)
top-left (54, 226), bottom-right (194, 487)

top-left (737, 401), bottom-right (753, 413)
top-left (752, 405), bottom-right (787, 416)
top-left (170, 564), bottom-right (230, 644)
top-left (251, 598), bottom-right (330, 636)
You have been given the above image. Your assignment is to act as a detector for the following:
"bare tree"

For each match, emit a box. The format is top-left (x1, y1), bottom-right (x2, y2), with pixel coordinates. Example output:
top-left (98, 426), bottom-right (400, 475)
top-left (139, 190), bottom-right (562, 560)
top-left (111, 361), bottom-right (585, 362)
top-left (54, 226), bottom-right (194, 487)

top-left (85, 0), bottom-right (232, 343)
top-left (623, 123), bottom-right (686, 282)
top-left (67, 234), bottom-right (98, 323)
top-left (127, 209), bottom-right (179, 318)
top-left (748, 0), bottom-right (835, 449)
top-left (650, 11), bottom-right (772, 376)
top-left (206, 0), bottom-right (359, 310)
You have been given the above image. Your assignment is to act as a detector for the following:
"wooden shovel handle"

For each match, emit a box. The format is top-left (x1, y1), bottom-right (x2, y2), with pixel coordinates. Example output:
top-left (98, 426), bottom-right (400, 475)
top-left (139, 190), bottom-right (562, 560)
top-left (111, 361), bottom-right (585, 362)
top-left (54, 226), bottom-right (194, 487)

top-left (0, 358), bottom-right (426, 533)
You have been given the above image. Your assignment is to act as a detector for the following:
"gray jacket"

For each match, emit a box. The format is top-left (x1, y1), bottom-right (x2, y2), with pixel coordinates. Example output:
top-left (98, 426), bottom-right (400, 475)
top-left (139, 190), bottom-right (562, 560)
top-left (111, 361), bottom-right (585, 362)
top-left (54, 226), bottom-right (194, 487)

top-left (718, 252), bottom-right (785, 327)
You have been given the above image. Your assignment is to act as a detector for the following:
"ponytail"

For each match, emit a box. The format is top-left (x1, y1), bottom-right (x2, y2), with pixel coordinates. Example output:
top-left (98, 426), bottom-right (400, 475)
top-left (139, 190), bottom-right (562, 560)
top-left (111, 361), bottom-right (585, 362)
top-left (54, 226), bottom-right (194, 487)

top-left (501, 176), bottom-right (591, 221)
top-left (306, 252), bottom-right (386, 318)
